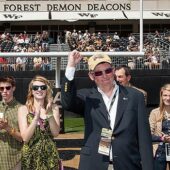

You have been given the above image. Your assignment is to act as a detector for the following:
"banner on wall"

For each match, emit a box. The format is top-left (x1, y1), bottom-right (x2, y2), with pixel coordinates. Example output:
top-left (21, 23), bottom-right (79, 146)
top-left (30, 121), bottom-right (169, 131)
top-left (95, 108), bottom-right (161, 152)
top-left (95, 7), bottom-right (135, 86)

top-left (0, 11), bottom-right (170, 21)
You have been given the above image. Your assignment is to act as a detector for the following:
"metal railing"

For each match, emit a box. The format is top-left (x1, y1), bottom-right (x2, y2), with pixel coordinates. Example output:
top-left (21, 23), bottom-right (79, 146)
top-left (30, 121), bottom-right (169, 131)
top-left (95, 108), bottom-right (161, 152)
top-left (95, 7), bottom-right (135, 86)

top-left (0, 51), bottom-right (145, 88)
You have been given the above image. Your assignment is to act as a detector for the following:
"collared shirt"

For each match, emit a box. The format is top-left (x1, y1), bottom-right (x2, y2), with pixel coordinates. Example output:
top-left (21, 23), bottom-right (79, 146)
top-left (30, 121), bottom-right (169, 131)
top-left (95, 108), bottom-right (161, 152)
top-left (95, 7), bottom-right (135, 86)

top-left (0, 98), bottom-right (23, 170)
top-left (98, 83), bottom-right (119, 130)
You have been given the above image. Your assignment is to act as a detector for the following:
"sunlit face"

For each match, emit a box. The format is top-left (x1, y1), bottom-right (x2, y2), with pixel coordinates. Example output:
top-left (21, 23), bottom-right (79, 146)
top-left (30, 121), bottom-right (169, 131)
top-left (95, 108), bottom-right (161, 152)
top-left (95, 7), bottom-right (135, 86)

top-left (0, 82), bottom-right (15, 103)
top-left (89, 63), bottom-right (114, 89)
top-left (115, 68), bottom-right (131, 86)
top-left (162, 89), bottom-right (170, 106)
top-left (32, 81), bottom-right (47, 100)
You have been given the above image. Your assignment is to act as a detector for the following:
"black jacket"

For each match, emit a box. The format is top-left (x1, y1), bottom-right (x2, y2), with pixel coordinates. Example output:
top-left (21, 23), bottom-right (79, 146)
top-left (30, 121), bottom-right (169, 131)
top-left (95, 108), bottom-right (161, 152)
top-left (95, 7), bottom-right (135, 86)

top-left (61, 76), bottom-right (154, 170)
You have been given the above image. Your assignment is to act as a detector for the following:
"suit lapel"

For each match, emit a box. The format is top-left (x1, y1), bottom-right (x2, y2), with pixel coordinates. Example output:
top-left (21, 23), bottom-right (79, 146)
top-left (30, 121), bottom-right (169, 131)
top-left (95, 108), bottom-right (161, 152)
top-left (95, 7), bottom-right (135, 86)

top-left (91, 88), bottom-right (110, 126)
top-left (113, 86), bottom-right (128, 132)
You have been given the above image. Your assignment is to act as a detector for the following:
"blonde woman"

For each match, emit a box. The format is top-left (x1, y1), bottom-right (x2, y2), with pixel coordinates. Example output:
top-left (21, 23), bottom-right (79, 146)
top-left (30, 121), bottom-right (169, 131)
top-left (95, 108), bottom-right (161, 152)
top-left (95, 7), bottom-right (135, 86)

top-left (149, 84), bottom-right (170, 170)
top-left (18, 75), bottom-right (61, 170)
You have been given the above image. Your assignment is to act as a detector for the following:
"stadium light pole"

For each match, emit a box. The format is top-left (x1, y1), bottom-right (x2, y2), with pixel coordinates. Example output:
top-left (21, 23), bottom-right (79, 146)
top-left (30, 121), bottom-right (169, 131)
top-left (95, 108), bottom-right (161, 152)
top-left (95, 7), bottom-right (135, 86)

top-left (140, 0), bottom-right (143, 52)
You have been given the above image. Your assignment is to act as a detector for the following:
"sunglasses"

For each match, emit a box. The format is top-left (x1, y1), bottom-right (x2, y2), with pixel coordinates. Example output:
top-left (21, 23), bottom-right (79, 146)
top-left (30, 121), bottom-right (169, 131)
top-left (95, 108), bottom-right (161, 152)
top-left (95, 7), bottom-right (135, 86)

top-left (32, 85), bottom-right (47, 91)
top-left (93, 67), bottom-right (113, 77)
top-left (0, 86), bottom-right (12, 91)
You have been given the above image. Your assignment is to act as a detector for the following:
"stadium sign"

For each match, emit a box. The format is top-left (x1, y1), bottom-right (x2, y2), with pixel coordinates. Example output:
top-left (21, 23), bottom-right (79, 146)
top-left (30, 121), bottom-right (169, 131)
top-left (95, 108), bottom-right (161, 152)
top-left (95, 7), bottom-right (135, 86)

top-left (3, 3), bottom-right (131, 12)
top-left (1, 0), bottom-right (169, 13)
top-left (0, 11), bottom-right (170, 21)
top-left (2, 2), bottom-right (131, 12)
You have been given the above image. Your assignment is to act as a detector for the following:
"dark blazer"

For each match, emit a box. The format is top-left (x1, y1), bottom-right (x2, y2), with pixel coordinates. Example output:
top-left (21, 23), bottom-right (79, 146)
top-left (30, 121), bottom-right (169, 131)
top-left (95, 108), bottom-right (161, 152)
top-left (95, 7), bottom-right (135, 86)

top-left (61, 76), bottom-right (154, 170)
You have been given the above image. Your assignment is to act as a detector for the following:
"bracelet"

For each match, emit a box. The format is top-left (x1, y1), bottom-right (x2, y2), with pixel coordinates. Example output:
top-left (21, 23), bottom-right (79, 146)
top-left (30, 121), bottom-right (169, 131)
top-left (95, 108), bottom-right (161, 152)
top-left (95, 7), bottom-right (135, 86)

top-left (46, 114), bottom-right (53, 119)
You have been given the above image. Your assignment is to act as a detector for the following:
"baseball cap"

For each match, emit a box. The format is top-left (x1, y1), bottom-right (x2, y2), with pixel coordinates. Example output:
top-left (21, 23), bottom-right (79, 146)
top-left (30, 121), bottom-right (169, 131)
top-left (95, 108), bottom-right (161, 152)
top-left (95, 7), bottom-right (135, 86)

top-left (88, 53), bottom-right (112, 71)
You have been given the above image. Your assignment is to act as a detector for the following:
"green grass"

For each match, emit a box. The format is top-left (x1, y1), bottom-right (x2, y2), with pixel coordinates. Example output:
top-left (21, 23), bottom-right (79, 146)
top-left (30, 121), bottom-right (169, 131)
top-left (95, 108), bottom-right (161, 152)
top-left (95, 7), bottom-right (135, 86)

top-left (64, 117), bottom-right (84, 133)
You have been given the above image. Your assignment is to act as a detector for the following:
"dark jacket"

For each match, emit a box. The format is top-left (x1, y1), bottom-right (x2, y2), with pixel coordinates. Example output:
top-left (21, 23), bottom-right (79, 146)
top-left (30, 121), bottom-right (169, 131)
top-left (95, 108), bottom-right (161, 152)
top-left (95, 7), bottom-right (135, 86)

top-left (61, 76), bottom-right (154, 170)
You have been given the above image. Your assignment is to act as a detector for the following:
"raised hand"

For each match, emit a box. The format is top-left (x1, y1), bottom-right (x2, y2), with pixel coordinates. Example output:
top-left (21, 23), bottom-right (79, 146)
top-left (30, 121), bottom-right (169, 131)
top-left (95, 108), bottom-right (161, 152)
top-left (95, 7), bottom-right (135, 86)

top-left (67, 50), bottom-right (83, 67)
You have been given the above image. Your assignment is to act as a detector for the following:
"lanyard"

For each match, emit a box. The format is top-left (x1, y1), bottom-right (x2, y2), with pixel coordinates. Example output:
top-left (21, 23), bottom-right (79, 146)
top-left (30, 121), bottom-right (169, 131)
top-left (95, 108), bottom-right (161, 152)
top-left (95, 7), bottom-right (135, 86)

top-left (108, 89), bottom-right (118, 126)
top-left (109, 89), bottom-right (118, 113)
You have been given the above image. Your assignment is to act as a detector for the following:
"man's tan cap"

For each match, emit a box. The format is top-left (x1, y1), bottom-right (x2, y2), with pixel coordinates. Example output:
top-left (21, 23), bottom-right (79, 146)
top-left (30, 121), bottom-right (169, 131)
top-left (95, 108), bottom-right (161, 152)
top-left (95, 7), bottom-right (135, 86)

top-left (88, 53), bottom-right (112, 71)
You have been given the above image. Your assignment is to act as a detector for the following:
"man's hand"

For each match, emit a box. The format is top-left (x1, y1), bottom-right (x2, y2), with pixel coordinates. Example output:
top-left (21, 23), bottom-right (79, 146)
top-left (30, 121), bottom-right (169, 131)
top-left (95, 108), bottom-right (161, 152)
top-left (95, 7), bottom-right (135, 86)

top-left (67, 50), bottom-right (83, 67)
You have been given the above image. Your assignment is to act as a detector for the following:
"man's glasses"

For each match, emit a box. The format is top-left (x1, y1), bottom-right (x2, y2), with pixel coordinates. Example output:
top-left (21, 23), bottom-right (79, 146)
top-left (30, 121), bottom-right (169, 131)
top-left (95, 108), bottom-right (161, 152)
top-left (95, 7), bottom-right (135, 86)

top-left (93, 68), bottom-right (113, 77)
top-left (32, 85), bottom-right (47, 91)
top-left (0, 86), bottom-right (12, 91)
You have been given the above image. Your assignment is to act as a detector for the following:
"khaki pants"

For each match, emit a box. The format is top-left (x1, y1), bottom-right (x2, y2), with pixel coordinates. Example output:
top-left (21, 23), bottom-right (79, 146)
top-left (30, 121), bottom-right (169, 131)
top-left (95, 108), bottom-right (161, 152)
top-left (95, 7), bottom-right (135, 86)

top-left (13, 162), bottom-right (21, 170)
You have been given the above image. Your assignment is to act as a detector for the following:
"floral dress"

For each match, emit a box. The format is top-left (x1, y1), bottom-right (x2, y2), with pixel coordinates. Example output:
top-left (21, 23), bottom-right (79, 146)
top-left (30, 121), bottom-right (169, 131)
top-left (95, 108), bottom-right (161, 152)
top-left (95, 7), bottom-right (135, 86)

top-left (21, 113), bottom-right (60, 170)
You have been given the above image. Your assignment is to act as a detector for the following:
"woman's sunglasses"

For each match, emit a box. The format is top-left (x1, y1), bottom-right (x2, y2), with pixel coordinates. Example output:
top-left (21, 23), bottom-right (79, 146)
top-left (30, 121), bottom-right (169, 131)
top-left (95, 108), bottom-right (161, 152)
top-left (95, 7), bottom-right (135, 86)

top-left (32, 85), bottom-right (47, 91)
top-left (0, 86), bottom-right (12, 91)
top-left (93, 67), bottom-right (113, 77)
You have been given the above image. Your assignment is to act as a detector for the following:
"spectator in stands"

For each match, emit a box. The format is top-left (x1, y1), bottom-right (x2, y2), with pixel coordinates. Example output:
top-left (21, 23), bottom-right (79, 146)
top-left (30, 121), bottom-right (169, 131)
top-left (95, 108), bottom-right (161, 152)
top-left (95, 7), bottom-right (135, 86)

top-left (106, 36), bottom-right (112, 46)
top-left (149, 84), bottom-right (170, 170)
top-left (33, 57), bottom-right (42, 71)
top-left (83, 30), bottom-right (90, 40)
top-left (1, 31), bottom-right (6, 40)
top-left (144, 51), bottom-right (160, 70)
top-left (72, 29), bottom-right (78, 43)
top-left (18, 75), bottom-right (61, 169)
top-left (128, 33), bottom-right (136, 43)
top-left (154, 30), bottom-right (161, 39)
top-left (0, 76), bottom-right (23, 170)
top-left (94, 37), bottom-right (102, 50)
top-left (15, 57), bottom-right (23, 71)
top-left (115, 65), bottom-right (147, 104)
top-left (78, 30), bottom-right (83, 41)
top-left (17, 33), bottom-right (25, 46)
top-left (127, 57), bottom-right (136, 69)
top-left (0, 57), bottom-right (8, 71)
top-left (41, 30), bottom-right (49, 49)
top-left (113, 32), bottom-right (120, 41)
top-left (15, 57), bottom-right (27, 71)
top-left (42, 57), bottom-right (52, 71)
top-left (34, 32), bottom-right (41, 45)
top-left (61, 50), bottom-right (153, 170)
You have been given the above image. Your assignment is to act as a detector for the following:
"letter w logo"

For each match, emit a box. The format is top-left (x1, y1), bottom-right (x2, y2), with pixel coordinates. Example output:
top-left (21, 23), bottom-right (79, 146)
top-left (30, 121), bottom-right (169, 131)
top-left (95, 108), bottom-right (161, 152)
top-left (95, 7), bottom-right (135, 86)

top-left (78, 13), bottom-right (98, 18)
top-left (152, 12), bottom-right (170, 17)
top-left (3, 14), bottom-right (23, 19)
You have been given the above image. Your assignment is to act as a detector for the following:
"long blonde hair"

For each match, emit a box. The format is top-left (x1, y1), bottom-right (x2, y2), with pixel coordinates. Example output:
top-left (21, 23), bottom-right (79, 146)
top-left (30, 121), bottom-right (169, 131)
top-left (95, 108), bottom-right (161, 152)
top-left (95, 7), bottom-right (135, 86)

top-left (26, 75), bottom-right (53, 112)
top-left (159, 84), bottom-right (170, 120)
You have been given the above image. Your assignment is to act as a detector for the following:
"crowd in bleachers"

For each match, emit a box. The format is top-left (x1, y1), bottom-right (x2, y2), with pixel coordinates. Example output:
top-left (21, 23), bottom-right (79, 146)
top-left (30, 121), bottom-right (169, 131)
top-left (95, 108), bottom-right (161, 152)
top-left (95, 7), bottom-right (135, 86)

top-left (0, 29), bottom-right (170, 71)
top-left (0, 30), bottom-right (51, 52)
top-left (0, 30), bottom-right (52, 71)
top-left (65, 29), bottom-right (167, 69)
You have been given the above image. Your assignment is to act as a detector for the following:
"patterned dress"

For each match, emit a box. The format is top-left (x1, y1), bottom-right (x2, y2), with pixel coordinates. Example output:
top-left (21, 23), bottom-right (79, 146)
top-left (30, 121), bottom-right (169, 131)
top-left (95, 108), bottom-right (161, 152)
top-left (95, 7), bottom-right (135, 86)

top-left (21, 113), bottom-right (60, 170)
